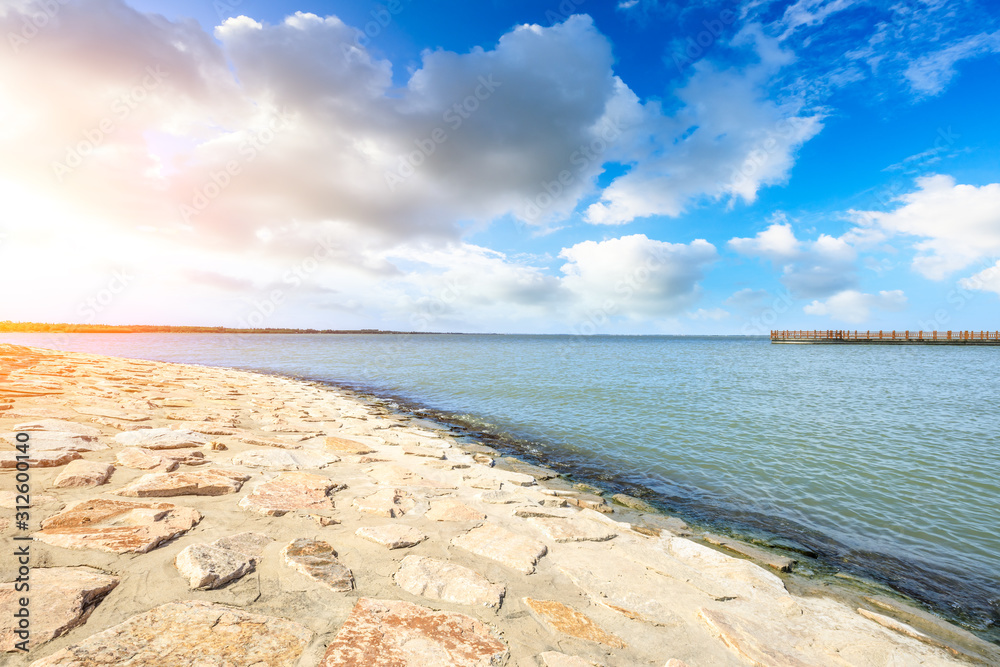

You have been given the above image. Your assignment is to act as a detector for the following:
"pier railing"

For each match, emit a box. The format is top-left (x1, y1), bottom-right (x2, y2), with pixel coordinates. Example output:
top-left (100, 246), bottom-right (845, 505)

top-left (770, 330), bottom-right (1000, 344)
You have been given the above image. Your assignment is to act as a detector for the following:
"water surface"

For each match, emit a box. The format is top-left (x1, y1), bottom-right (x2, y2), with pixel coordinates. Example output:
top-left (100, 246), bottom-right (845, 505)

top-left (2, 332), bottom-right (997, 639)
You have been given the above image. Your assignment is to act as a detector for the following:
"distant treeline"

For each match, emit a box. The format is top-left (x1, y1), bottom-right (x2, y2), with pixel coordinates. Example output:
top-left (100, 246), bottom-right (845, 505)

top-left (0, 322), bottom-right (419, 334)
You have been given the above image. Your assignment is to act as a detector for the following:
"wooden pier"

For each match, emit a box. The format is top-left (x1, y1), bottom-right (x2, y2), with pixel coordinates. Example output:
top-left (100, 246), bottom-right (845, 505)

top-left (770, 330), bottom-right (1000, 345)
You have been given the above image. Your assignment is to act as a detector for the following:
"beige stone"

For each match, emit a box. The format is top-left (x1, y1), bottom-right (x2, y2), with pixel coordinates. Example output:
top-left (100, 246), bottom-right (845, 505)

top-left (367, 464), bottom-right (456, 489)
top-left (30, 600), bottom-right (312, 666)
top-left (703, 533), bottom-right (795, 572)
top-left (34, 498), bottom-right (201, 554)
top-left (212, 531), bottom-right (273, 557)
top-left (527, 517), bottom-right (617, 543)
top-left (175, 543), bottom-right (256, 590)
top-left (394, 556), bottom-right (505, 608)
top-left (523, 598), bottom-right (627, 649)
top-left (539, 652), bottom-right (598, 667)
top-left (325, 435), bottom-right (375, 455)
top-left (0, 450), bottom-right (81, 468)
top-left (115, 447), bottom-right (178, 471)
top-left (425, 497), bottom-right (485, 522)
top-left (231, 448), bottom-right (339, 470)
top-left (12, 419), bottom-right (101, 436)
top-left (611, 493), bottom-right (658, 513)
top-left (0, 567), bottom-right (118, 652)
top-left (451, 522), bottom-right (547, 574)
top-left (356, 525), bottom-right (427, 549)
top-left (114, 468), bottom-right (250, 497)
top-left (114, 427), bottom-right (209, 449)
top-left (239, 472), bottom-right (343, 516)
top-left (282, 538), bottom-right (354, 592)
top-left (4, 431), bottom-right (107, 452)
top-left (354, 488), bottom-right (416, 517)
top-left (857, 608), bottom-right (940, 647)
top-left (698, 607), bottom-right (813, 667)
top-left (318, 598), bottom-right (507, 666)
top-left (53, 460), bottom-right (114, 488)
top-left (156, 448), bottom-right (207, 466)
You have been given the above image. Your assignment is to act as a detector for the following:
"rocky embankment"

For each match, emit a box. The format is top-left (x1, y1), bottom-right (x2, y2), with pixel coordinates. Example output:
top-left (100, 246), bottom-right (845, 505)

top-left (1, 343), bottom-right (996, 666)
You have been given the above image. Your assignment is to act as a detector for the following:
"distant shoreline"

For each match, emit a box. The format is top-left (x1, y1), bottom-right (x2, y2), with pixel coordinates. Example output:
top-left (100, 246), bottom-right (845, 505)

top-left (0, 323), bottom-right (447, 335)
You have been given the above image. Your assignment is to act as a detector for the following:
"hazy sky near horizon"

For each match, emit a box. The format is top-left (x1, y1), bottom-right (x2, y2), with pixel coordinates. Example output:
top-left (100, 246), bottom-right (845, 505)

top-left (2, 0), bottom-right (999, 333)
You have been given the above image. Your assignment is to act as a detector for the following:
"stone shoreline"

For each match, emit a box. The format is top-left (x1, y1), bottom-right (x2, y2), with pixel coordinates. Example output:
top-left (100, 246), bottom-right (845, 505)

top-left (1, 343), bottom-right (997, 666)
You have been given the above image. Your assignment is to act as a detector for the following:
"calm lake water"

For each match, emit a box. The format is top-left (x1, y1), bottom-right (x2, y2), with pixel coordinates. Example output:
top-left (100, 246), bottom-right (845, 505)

top-left (2, 333), bottom-right (998, 639)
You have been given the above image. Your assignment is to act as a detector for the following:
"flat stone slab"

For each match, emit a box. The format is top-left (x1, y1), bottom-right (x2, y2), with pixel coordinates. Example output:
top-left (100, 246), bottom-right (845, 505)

top-left (0, 567), bottom-right (118, 652)
top-left (282, 538), bottom-right (354, 592)
top-left (367, 464), bottom-right (456, 489)
top-left (451, 522), bottom-right (547, 574)
top-left (325, 435), bottom-right (375, 455)
top-left (611, 493), bottom-right (658, 513)
top-left (425, 497), bottom-right (486, 522)
top-left (702, 533), bottom-right (795, 572)
top-left (116, 447), bottom-right (178, 471)
top-left (527, 517), bottom-right (617, 543)
top-left (54, 460), bottom-right (114, 488)
top-left (861, 594), bottom-right (1000, 664)
top-left (523, 598), bottom-right (627, 648)
top-left (493, 470), bottom-right (537, 487)
top-left (212, 531), bottom-right (273, 557)
top-left (356, 525), bottom-right (427, 549)
top-left (232, 448), bottom-right (340, 470)
top-left (4, 431), bottom-right (107, 452)
top-left (13, 419), bottom-right (101, 436)
top-left (114, 427), bottom-right (208, 450)
top-left (555, 550), bottom-right (683, 626)
top-left (318, 598), bottom-right (508, 666)
top-left (239, 472), bottom-right (343, 516)
top-left (0, 450), bottom-right (81, 468)
top-left (354, 488), bottom-right (416, 517)
top-left (394, 556), bottom-right (505, 608)
top-left (34, 498), bottom-right (201, 554)
top-left (175, 543), bottom-right (256, 590)
top-left (30, 600), bottom-right (312, 666)
top-left (497, 458), bottom-right (558, 480)
top-left (698, 607), bottom-right (813, 667)
top-left (114, 468), bottom-right (250, 497)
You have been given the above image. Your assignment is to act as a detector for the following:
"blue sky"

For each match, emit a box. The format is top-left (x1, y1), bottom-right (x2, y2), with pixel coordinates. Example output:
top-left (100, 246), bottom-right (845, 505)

top-left (1, 0), bottom-right (999, 333)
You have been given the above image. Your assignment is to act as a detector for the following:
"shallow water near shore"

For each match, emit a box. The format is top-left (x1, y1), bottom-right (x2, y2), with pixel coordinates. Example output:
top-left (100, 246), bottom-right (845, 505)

top-left (3, 332), bottom-right (998, 642)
